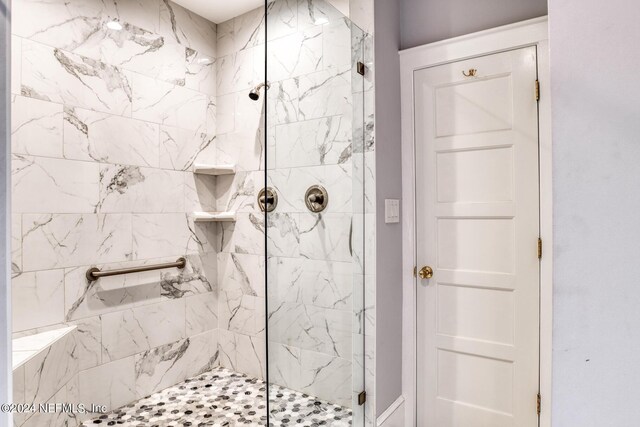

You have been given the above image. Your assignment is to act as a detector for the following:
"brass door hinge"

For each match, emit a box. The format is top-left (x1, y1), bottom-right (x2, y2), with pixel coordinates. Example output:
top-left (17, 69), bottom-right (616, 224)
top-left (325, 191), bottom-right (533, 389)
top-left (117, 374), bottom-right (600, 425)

top-left (537, 238), bottom-right (543, 259)
top-left (535, 80), bottom-right (540, 101)
top-left (358, 391), bottom-right (367, 405)
top-left (537, 393), bottom-right (541, 415)
top-left (357, 61), bottom-right (365, 76)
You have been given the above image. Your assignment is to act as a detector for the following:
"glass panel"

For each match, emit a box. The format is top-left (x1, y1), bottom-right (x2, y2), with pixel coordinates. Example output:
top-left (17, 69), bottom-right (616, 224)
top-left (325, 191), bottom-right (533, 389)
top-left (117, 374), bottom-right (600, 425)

top-left (265, 0), bottom-right (366, 425)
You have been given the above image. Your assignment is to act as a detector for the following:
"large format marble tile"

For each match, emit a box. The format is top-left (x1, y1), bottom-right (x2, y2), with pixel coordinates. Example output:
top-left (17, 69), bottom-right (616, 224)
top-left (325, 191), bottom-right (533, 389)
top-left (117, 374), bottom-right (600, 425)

top-left (267, 26), bottom-right (323, 81)
top-left (12, 270), bottom-right (65, 332)
top-left (323, 17), bottom-right (352, 72)
top-left (13, 0), bottom-right (112, 49)
top-left (71, 19), bottom-right (186, 86)
top-left (269, 257), bottom-right (352, 310)
top-left (268, 301), bottom-right (352, 358)
top-left (131, 213), bottom-right (191, 259)
top-left (134, 330), bottom-right (216, 398)
top-left (267, 0), bottom-right (298, 41)
top-left (298, 213), bottom-right (352, 262)
top-left (21, 40), bottom-right (132, 116)
top-left (217, 252), bottom-right (265, 298)
top-left (184, 172), bottom-right (217, 213)
top-left (22, 214), bottom-right (132, 271)
top-left (297, 68), bottom-right (352, 120)
top-left (268, 342), bottom-right (302, 390)
top-left (159, 126), bottom-right (216, 171)
top-left (216, 48), bottom-right (256, 96)
top-left (232, 7), bottom-right (266, 52)
top-left (214, 171), bottom-right (263, 214)
top-left (12, 155), bottom-right (99, 214)
top-left (297, 0), bottom-right (345, 30)
top-left (78, 356), bottom-right (136, 414)
top-left (235, 333), bottom-right (265, 379)
top-left (219, 212), bottom-right (265, 255)
top-left (63, 107), bottom-right (160, 168)
top-left (215, 93), bottom-right (235, 135)
top-left (185, 292), bottom-right (218, 336)
top-left (101, 299), bottom-right (186, 362)
top-left (11, 95), bottom-right (64, 158)
top-left (24, 331), bottom-right (79, 405)
top-left (215, 129), bottom-right (265, 172)
top-left (185, 48), bottom-right (217, 96)
top-left (219, 290), bottom-right (261, 337)
top-left (299, 350), bottom-right (352, 408)
top-left (159, 1), bottom-right (218, 58)
top-left (67, 316), bottom-right (102, 371)
top-left (267, 78), bottom-right (300, 127)
top-left (98, 164), bottom-right (185, 213)
top-left (131, 72), bottom-right (207, 132)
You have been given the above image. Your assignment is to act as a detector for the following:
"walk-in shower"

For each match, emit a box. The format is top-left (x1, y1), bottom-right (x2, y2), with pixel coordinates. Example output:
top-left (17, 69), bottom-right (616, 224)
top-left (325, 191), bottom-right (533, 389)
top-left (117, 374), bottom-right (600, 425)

top-left (9, 0), bottom-right (372, 425)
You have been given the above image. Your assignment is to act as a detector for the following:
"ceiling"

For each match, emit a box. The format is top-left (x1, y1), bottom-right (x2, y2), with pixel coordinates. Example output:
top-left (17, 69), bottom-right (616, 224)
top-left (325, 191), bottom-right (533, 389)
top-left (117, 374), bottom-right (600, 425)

top-left (172, 0), bottom-right (264, 23)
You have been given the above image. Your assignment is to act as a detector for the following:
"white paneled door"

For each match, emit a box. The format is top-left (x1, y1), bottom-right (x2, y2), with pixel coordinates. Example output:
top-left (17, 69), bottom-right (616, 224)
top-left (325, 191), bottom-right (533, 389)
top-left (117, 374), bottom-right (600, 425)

top-left (414, 47), bottom-right (540, 427)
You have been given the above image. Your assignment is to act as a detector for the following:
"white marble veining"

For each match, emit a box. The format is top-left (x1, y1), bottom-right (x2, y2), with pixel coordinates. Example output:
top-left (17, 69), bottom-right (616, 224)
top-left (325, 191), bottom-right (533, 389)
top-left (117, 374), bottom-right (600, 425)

top-left (101, 299), bottom-right (186, 362)
top-left (98, 164), bottom-right (185, 213)
top-left (24, 331), bottom-right (79, 405)
top-left (131, 72), bottom-right (207, 132)
top-left (159, 0), bottom-right (218, 58)
top-left (22, 214), bottom-right (132, 271)
top-left (298, 213), bottom-right (352, 262)
top-left (186, 292), bottom-right (218, 336)
top-left (134, 330), bottom-right (217, 398)
top-left (186, 48), bottom-right (217, 96)
top-left (68, 317), bottom-right (103, 371)
top-left (267, 26), bottom-right (323, 81)
top-left (12, 270), bottom-right (65, 332)
top-left (78, 356), bottom-right (136, 415)
top-left (63, 106), bottom-right (160, 167)
top-left (22, 40), bottom-right (133, 116)
top-left (12, 155), bottom-right (99, 214)
top-left (298, 68), bottom-right (353, 120)
top-left (159, 126), bottom-right (216, 171)
top-left (11, 96), bottom-right (64, 158)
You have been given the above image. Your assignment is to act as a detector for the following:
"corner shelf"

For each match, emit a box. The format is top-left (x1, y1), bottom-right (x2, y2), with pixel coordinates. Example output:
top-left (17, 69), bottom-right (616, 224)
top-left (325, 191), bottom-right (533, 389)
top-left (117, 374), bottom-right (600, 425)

top-left (192, 211), bottom-right (236, 223)
top-left (192, 163), bottom-right (236, 176)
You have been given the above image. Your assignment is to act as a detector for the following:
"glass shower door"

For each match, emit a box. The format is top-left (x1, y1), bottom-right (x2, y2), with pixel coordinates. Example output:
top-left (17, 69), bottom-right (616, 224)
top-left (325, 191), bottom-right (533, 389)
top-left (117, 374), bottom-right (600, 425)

top-left (265, 0), bottom-right (367, 425)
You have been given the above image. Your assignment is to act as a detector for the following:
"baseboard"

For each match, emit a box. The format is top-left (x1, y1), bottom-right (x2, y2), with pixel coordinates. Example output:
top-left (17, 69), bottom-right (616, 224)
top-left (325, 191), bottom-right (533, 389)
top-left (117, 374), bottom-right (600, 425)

top-left (377, 396), bottom-right (406, 427)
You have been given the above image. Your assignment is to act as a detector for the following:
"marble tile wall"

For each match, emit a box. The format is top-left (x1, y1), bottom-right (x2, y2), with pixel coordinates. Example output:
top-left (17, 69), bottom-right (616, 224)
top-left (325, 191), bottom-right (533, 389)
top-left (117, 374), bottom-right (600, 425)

top-left (212, 0), bottom-right (373, 417)
top-left (11, 0), bottom-right (220, 422)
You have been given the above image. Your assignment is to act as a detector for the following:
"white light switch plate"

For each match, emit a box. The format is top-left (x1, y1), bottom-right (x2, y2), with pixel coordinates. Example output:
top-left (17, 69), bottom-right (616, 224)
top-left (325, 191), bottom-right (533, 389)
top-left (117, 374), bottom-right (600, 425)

top-left (385, 199), bottom-right (400, 223)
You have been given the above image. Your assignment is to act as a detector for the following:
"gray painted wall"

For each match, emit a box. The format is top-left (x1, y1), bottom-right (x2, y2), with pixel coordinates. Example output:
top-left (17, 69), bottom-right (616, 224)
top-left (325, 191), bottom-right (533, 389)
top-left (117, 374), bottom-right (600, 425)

top-left (0, 0), bottom-right (11, 423)
top-left (373, 0), bottom-right (403, 417)
top-left (549, 0), bottom-right (640, 424)
top-left (400, 0), bottom-right (548, 49)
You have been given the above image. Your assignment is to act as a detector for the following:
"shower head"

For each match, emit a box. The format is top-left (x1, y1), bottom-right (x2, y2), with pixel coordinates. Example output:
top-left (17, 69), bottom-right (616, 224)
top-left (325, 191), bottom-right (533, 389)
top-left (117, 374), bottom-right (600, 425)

top-left (249, 82), bottom-right (270, 101)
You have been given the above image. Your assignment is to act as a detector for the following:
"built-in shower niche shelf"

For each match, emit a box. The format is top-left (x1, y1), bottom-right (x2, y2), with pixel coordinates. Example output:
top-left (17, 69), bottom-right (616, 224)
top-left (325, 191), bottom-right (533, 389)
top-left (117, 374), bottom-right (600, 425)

top-left (192, 163), bottom-right (236, 176)
top-left (193, 211), bottom-right (237, 222)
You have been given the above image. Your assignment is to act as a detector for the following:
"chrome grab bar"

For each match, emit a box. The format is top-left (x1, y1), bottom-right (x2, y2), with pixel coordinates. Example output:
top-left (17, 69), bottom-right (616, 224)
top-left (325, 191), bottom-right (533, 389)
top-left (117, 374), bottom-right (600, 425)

top-left (85, 257), bottom-right (187, 282)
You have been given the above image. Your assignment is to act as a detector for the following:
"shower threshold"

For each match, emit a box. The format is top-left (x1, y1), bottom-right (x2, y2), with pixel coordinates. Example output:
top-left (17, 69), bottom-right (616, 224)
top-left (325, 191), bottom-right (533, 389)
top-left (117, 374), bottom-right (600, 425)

top-left (81, 367), bottom-right (352, 426)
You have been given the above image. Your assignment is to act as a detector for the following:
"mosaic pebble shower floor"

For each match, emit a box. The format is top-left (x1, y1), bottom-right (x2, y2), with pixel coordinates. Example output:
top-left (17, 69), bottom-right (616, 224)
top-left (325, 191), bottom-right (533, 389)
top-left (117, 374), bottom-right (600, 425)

top-left (82, 368), bottom-right (352, 426)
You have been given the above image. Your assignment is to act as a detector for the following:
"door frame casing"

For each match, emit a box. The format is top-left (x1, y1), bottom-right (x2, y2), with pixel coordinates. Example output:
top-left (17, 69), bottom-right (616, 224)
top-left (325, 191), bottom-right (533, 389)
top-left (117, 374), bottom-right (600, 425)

top-left (399, 17), bottom-right (552, 427)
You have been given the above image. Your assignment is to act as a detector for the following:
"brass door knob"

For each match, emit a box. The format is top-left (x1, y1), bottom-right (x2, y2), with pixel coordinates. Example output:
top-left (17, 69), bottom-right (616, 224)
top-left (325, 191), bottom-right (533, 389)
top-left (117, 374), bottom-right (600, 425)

top-left (418, 266), bottom-right (434, 279)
